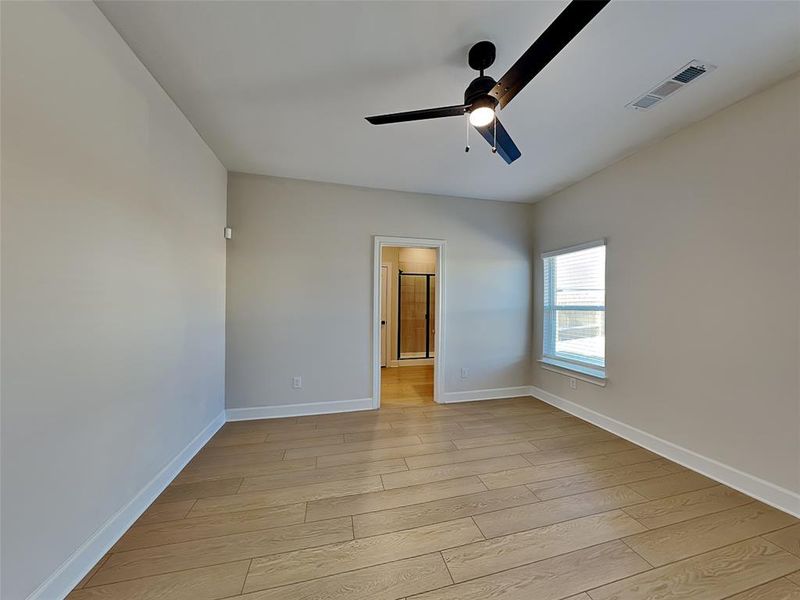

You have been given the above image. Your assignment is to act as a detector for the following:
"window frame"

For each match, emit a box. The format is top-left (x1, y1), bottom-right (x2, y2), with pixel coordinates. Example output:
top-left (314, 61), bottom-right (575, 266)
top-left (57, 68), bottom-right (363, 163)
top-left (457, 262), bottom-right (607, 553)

top-left (540, 239), bottom-right (607, 381)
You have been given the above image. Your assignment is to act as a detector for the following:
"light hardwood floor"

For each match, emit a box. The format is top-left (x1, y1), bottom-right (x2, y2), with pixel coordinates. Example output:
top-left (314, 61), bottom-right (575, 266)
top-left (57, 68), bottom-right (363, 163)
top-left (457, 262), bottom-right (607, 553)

top-left (381, 364), bottom-right (434, 407)
top-left (69, 396), bottom-right (800, 600)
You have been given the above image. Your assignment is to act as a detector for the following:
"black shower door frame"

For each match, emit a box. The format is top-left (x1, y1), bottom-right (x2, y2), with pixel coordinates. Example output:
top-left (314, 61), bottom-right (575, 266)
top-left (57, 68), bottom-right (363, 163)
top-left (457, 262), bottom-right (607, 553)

top-left (397, 271), bottom-right (435, 360)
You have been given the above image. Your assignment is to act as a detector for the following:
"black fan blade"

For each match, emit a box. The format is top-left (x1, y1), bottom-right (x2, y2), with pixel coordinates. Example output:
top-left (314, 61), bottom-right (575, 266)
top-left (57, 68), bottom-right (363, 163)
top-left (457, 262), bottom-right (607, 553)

top-left (491, 0), bottom-right (610, 108)
top-left (366, 104), bottom-right (468, 125)
top-left (474, 117), bottom-right (521, 164)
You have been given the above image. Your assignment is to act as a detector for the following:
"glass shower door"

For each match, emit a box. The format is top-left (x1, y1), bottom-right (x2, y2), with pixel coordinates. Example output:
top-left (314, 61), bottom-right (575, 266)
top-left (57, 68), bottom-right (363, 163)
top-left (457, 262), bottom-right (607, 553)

top-left (398, 273), bottom-right (435, 359)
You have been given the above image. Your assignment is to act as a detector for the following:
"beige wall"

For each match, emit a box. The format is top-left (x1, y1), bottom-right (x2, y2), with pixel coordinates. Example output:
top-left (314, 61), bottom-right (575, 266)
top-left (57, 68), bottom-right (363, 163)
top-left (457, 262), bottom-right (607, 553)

top-left (399, 247), bottom-right (437, 273)
top-left (1, 3), bottom-right (227, 598)
top-left (531, 74), bottom-right (800, 495)
top-left (226, 173), bottom-right (533, 409)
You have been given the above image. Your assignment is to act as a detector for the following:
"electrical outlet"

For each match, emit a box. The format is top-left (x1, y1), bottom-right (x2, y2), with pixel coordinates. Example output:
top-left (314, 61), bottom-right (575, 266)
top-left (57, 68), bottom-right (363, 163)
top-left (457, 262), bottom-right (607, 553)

top-left (292, 376), bottom-right (302, 389)
top-left (460, 367), bottom-right (469, 379)
top-left (569, 377), bottom-right (577, 390)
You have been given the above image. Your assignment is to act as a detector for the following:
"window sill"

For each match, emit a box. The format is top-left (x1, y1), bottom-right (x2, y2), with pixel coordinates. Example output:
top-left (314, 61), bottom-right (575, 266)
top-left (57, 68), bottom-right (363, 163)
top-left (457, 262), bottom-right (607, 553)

top-left (538, 358), bottom-right (607, 387)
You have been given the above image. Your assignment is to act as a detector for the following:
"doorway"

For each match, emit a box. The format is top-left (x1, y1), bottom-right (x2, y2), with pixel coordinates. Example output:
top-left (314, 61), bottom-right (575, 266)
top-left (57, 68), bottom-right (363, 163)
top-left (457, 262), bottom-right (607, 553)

top-left (373, 237), bottom-right (445, 408)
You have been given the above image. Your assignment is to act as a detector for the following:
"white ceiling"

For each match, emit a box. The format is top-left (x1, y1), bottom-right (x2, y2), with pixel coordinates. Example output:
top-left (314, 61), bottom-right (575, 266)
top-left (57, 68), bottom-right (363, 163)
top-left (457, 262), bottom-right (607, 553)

top-left (97, 1), bottom-right (800, 203)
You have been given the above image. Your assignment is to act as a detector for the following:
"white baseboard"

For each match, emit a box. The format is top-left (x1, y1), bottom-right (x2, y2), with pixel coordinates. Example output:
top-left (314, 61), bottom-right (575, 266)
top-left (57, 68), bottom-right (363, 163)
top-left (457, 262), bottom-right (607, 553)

top-left (226, 397), bottom-right (374, 421)
top-left (395, 358), bottom-right (434, 367)
top-left (385, 359), bottom-right (435, 367)
top-left (529, 386), bottom-right (800, 518)
top-left (27, 411), bottom-right (226, 600)
top-left (440, 386), bottom-right (532, 404)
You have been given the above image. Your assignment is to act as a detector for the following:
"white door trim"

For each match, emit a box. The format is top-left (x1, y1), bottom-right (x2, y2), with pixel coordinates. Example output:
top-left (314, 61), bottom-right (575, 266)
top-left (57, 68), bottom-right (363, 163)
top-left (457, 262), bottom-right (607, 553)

top-left (373, 236), bottom-right (445, 409)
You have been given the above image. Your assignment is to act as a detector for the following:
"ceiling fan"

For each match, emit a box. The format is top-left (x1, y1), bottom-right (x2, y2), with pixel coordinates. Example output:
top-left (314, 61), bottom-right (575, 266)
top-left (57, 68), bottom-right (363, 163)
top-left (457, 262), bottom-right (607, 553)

top-left (365, 0), bottom-right (611, 164)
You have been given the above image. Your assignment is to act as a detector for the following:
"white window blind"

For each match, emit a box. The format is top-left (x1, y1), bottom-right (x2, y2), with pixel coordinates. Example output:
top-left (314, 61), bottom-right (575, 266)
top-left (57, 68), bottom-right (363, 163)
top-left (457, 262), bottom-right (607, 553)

top-left (542, 241), bottom-right (606, 379)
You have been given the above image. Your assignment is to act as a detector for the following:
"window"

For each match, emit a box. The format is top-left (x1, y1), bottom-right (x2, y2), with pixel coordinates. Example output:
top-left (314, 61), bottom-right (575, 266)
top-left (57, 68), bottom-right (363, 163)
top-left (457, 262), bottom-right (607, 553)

top-left (542, 240), bottom-right (606, 379)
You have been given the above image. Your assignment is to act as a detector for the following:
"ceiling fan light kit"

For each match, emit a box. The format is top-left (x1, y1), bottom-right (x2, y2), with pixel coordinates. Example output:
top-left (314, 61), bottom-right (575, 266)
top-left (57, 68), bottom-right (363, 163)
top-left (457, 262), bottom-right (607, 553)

top-left (468, 102), bottom-right (496, 127)
top-left (365, 0), bottom-right (611, 165)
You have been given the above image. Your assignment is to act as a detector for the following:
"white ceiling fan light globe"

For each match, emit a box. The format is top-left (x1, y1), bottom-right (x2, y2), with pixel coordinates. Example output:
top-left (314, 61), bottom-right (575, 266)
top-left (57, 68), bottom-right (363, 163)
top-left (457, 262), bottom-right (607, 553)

top-left (469, 106), bottom-right (495, 127)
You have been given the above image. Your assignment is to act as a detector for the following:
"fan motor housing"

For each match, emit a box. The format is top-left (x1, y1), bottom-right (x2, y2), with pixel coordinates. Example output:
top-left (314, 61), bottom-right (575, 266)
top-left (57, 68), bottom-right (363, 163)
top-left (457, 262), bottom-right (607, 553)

top-left (464, 76), bottom-right (499, 108)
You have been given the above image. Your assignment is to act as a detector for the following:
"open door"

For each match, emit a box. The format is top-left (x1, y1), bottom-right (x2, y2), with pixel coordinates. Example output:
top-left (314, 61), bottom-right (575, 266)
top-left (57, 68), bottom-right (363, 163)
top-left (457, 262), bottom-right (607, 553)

top-left (380, 265), bottom-right (388, 367)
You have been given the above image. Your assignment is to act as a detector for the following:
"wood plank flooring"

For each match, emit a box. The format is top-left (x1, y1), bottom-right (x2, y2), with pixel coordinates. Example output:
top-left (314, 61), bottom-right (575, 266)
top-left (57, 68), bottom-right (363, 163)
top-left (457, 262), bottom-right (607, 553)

top-left (381, 365), bottom-right (434, 406)
top-left (70, 396), bottom-right (800, 600)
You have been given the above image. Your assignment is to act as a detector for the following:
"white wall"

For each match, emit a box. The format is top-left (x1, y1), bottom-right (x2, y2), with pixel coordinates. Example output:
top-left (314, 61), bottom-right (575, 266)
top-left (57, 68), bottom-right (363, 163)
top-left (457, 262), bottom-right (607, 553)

top-left (531, 75), bottom-right (800, 502)
top-left (1, 3), bottom-right (227, 598)
top-left (226, 173), bottom-right (532, 411)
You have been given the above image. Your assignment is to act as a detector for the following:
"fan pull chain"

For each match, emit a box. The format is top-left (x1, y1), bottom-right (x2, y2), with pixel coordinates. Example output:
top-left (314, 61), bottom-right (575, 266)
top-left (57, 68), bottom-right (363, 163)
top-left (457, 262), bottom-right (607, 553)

top-left (464, 114), bottom-right (470, 153)
top-left (491, 116), bottom-right (497, 154)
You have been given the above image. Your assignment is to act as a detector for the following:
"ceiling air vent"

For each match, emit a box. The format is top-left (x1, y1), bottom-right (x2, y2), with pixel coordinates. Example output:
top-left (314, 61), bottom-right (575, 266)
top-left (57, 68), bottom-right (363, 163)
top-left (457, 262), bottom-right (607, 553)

top-left (650, 80), bottom-right (683, 98)
top-left (673, 65), bottom-right (707, 83)
top-left (627, 60), bottom-right (717, 111)
top-left (631, 95), bottom-right (662, 109)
